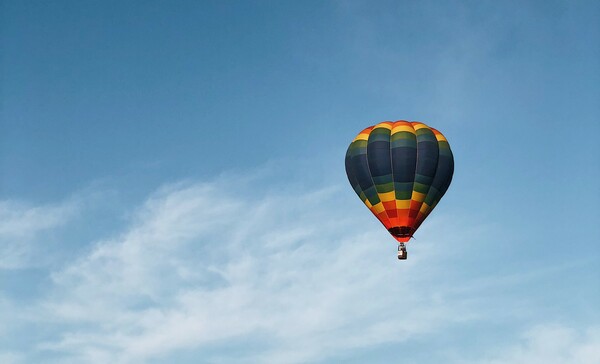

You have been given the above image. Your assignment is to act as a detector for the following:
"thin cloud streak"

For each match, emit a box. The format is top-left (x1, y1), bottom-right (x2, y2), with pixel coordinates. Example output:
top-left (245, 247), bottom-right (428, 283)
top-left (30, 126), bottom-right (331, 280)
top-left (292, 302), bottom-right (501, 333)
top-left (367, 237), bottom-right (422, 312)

top-left (1, 177), bottom-right (597, 363)
top-left (460, 324), bottom-right (600, 364)
top-left (23, 179), bottom-right (473, 363)
top-left (0, 199), bottom-right (80, 269)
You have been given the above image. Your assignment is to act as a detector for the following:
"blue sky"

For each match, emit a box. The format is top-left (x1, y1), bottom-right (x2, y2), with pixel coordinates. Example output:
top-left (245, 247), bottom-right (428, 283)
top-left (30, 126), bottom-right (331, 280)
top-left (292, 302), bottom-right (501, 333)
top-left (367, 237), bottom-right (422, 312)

top-left (1, 1), bottom-right (599, 363)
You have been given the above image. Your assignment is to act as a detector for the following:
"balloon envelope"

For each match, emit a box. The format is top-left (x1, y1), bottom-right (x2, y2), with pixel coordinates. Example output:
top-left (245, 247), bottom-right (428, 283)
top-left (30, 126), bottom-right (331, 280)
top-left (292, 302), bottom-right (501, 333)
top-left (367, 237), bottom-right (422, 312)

top-left (345, 121), bottom-right (454, 243)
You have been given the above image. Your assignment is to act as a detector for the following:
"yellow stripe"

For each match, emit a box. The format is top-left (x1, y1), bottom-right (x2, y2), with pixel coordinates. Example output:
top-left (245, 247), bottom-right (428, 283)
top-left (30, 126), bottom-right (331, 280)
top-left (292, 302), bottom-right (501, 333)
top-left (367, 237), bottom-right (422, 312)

top-left (396, 199), bottom-right (411, 209)
top-left (379, 191), bottom-right (395, 202)
top-left (434, 133), bottom-right (447, 142)
top-left (419, 202), bottom-right (430, 213)
top-left (372, 202), bottom-right (385, 214)
top-left (411, 191), bottom-right (426, 203)
top-left (359, 192), bottom-right (367, 202)
top-left (391, 125), bottom-right (415, 134)
top-left (374, 122), bottom-right (393, 130)
top-left (412, 122), bottom-right (429, 130)
top-left (364, 199), bottom-right (373, 209)
top-left (353, 133), bottom-right (370, 141)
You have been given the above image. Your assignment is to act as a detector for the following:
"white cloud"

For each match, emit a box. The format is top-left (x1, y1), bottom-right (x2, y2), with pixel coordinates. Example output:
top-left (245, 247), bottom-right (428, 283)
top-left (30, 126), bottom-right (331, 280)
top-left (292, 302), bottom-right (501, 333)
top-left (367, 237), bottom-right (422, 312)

top-left (3, 177), bottom-right (597, 363)
top-left (0, 198), bottom-right (79, 269)
top-left (22, 179), bottom-right (483, 363)
top-left (464, 324), bottom-right (600, 364)
top-left (0, 352), bottom-right (24, 364)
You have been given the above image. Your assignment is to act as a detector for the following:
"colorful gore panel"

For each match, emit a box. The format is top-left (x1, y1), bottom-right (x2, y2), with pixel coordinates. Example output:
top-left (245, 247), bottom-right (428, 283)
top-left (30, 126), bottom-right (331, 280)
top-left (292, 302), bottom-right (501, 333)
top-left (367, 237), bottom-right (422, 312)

top-left (345, 121), bottom-right (454, 243)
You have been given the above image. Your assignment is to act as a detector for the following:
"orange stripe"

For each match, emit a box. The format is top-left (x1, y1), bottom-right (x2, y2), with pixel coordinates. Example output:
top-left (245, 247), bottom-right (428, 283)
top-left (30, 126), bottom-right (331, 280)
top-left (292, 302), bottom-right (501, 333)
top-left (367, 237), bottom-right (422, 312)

top-left (383, 201), bottom-right (397, 215)
top-left (376, 211), bottom-right (393, 229)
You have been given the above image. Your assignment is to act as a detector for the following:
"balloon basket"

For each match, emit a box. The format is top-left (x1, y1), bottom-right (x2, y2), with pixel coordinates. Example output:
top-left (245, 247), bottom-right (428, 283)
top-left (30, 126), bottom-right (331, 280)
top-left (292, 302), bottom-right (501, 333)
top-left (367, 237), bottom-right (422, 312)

top-left (397, 243), bottom-right (407, 260)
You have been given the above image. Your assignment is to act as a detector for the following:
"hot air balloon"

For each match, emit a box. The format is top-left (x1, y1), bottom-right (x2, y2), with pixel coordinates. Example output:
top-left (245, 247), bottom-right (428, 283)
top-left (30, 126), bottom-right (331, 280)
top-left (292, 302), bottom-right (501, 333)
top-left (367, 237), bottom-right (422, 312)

top-left (345, 121), bottom-right (454, 260)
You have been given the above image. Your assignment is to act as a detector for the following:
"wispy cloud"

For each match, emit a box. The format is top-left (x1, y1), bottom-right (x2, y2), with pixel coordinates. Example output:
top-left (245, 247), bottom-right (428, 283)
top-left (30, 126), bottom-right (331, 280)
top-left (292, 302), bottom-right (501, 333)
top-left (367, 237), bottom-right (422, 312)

top-left (6, 178), bottom-right (471, 363)
top-left (0, 198), bottom-right (79, 269)
top-left (2, 176), bottom-right (597, 363)
top-left (0, 352), bottom-right (23, 364)
top-left (461, 323), bottom-right (600, 364)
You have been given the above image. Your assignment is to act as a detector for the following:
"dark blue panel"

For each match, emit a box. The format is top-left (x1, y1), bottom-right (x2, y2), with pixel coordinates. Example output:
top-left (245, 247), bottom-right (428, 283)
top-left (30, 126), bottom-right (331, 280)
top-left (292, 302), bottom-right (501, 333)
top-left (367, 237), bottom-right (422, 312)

top-left (391, 147), bottom-right (417, 182)
top-left (367, 140), bottom-right (392, 177)
top-left (416, 140), bottom-right (439, 178)
top-left (351, 153), bottom-right (380, 205)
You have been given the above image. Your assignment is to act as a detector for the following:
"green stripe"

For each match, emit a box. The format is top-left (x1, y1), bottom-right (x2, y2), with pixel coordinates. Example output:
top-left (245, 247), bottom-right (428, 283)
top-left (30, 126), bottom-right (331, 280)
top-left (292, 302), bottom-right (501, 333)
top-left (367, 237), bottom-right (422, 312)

top-left (375, 182), bottom-right (395, 193)
top-left (391, 139), bottom-right (417, 148)
top-left (413, 182), bottom-right (430, 194)
top-left (372, 174), bottom-right (393, 185)
top-left (424, 186), bottom-right (441, 205)
top-left (414, 174), bottom-right (433, 185)
top-left (364, 186), bottom-right (380, 205)
top-left (395, 190), bottom-right (412, 200)
top-left (368, 128), bottom-right (390, 142)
